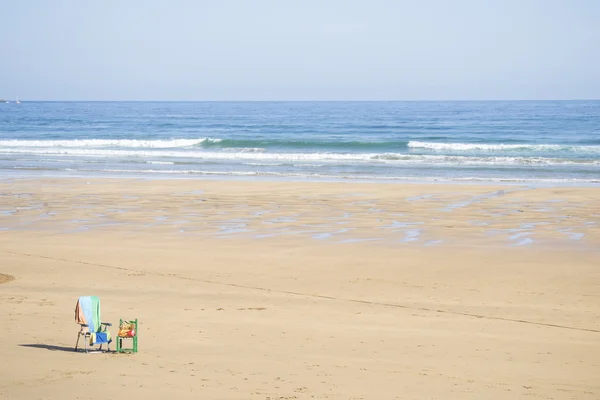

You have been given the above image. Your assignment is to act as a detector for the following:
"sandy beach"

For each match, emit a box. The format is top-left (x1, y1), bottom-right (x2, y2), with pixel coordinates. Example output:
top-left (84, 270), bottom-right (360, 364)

top-left (1, 177), bottom-right (599, 399)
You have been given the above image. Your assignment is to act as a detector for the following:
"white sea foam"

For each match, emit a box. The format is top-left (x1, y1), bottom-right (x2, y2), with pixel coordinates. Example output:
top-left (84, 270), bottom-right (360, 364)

top-left (146, 161), bottom-right (174, 165)
top-left (1, 147), bottom-right (598, 167)
top-left (0, 138), bottom-right (221, 148)
top-left (84, 169), bottom-right (600, 183)
top-left (3, 138), bottom-right (597, 153)
top-left (221, 147), bottom-right (265, 153)
top-left (245, 162), bottom-right (287, 166)
top-left (408, 141), bottom-right (600, 153)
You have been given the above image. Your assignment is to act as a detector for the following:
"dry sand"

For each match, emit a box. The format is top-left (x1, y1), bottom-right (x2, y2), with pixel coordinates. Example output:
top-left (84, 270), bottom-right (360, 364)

top-left (1, 178), bottom-right (599, 399)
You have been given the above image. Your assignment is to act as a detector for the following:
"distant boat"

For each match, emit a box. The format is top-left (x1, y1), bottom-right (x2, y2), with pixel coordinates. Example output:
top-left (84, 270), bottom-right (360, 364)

top-left (15, 96), bottom-right (20, 104)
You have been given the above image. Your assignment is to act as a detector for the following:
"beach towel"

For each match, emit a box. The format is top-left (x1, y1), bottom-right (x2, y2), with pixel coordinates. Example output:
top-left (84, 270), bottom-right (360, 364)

top-left (90, 331), bottom-right (111, 345)
top-left (75, 296), bottom-right (101, 333)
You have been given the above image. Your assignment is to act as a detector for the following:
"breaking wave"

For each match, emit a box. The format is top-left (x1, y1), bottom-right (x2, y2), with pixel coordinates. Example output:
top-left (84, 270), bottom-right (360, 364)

top-left (408, 141), bottom-right (600, 153)
top-left (1, 147), bottom-right (598, 166)
top-left (0, 138), bottom-right (221, 148)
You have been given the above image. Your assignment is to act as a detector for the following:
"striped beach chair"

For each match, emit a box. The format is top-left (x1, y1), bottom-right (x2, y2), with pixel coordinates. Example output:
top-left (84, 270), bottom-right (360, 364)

top-left (74, 296), bottom-right (112, 353)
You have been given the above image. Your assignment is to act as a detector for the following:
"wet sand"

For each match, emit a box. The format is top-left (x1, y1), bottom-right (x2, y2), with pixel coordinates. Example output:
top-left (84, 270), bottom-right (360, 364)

top-left (1, 178), bottom-right (599, 399)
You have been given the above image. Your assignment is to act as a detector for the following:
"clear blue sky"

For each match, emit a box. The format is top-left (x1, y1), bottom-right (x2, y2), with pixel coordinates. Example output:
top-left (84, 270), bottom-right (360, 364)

top-left (1, 0), bottom-right (599, 100)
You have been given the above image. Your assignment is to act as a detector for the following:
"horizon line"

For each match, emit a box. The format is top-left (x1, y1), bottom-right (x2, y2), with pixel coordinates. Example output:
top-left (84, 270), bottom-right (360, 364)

top-left (2, 99), bottom-right (599, 102)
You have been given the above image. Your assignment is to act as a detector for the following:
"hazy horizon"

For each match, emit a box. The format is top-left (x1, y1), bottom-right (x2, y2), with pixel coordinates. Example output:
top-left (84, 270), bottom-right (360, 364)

top-left (1, 0), bottom-right (599, 101)
top-left (3, 99), bottom-right (600, 102)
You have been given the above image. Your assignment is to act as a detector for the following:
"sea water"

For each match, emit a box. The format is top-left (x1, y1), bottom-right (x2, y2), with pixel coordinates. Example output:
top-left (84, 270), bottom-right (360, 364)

top-left (1, 101), bottom-right (599, 183)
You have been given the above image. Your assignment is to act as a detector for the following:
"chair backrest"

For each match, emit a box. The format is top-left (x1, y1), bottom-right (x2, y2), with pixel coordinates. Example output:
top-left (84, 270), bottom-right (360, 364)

top-left (75, 296), bottom-right (102, 333)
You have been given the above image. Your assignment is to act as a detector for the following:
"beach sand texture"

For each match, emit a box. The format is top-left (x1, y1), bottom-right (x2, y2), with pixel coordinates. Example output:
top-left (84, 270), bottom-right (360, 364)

top-left (1, 178), bottom-right (599, 399)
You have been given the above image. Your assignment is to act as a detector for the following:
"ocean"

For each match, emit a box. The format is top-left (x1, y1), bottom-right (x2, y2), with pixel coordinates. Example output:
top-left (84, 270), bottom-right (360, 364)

top-left (1, 101), bottom-right (599, 184)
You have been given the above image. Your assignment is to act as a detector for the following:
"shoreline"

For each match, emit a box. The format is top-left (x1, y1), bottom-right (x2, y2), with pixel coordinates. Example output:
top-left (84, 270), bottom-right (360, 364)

top-left (3, 170), bottom-right (600, 187)
top-left (1, 177), bottom-right (599, 249)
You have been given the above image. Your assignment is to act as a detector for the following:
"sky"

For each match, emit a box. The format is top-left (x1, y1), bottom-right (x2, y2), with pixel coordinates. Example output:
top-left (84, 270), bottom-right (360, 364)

top-left (1, 0), bottom-right (599, 101)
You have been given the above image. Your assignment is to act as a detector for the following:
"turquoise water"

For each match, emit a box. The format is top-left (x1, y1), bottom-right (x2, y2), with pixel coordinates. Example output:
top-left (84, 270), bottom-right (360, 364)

top-left (1, 101), bottom-right (599, 183)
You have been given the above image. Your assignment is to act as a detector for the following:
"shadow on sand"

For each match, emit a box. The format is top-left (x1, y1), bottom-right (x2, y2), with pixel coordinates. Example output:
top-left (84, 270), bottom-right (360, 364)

top-left (20, 344), bottom-right (77, 352)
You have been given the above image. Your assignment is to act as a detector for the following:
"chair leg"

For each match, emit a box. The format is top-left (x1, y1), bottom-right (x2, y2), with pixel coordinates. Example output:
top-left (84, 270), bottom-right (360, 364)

top-left (75, 333), bottom-right (80, 351)
top-left (84, 334), bottom-right (88, 353)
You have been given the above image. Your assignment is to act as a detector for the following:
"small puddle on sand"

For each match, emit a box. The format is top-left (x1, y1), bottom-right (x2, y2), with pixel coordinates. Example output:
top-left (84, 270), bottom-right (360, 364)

top-left (312, 228), bottom-right (350, 240)
top-left (401, 229), bottom-right (421, 243)
top-left (442, 190), bottom-right (510, 212)
top-left (405, 194), bottom-right (435, 201)
top-left (558, 229), bottom-right (584, 241)
top-left (338, 238), bottom-right (382, 244)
